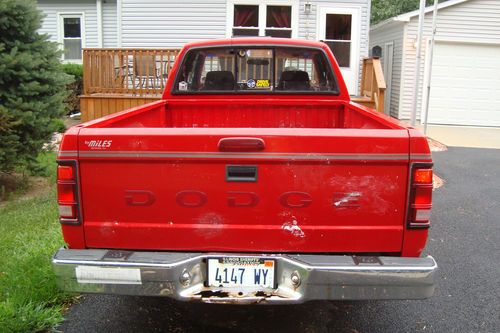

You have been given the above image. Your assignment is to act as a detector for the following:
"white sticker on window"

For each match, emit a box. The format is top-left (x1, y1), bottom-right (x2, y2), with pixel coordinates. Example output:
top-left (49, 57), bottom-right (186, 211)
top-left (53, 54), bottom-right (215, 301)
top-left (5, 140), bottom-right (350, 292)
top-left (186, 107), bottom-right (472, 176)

top-left (179, 81), bottom-right (188, 91)
top-left (75, 266), bottom-right (142, 284)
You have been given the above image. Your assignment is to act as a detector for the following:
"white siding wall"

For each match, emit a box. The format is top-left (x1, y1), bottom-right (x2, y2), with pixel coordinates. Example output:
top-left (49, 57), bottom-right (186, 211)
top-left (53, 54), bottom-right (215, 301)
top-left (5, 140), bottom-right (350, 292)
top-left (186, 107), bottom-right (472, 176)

top-left (118, 0), bottom-right (369, 80)
top-left (120, 0), bottom-right (227, 48)
top-left (369, 22), bottom-right (405, 117)
top-left (37, 0), bottom-right (99, 48)
top-left (299, 0), bottom-right (370, 91)
top-left (103, 0), bottom-right (118, 47)
top-left (400, 0), bottom-right (500, 120)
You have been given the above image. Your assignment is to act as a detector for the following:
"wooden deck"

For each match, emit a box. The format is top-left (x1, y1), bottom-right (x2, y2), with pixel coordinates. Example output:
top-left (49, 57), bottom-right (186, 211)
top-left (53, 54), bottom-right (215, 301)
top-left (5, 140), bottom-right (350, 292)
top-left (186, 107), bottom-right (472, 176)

top-left (80, 48), bottom-right (179, 121)
top-left (80, 94), bottom-right (161, 122)
top-left (83, 48), bottom-right (179, 95)
top-left (80, 49), bottom-right (386, 121)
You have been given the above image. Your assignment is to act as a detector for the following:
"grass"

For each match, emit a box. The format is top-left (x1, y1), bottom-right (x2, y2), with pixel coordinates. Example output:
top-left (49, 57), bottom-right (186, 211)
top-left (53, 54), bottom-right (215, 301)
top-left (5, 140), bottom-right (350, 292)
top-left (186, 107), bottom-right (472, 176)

top-left (0, 150), bottom-right (58, 202)
top-left (0, 152), bottom-right (73, 332)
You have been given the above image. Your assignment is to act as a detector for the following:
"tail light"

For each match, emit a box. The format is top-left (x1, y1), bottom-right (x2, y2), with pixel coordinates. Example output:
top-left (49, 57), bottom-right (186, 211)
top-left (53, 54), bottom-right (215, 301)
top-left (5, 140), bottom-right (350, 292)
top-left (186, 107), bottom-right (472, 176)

top-left (57, 161), bottom-right (80, 224)
top-left (407, 164), bottom-right (433, 228)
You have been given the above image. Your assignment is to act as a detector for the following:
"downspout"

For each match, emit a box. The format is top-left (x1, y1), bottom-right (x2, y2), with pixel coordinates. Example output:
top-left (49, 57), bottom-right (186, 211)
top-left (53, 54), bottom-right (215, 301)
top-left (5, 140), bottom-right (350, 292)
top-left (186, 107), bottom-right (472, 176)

top-left (96, 0), bottom-right (103, 47)
top-left (410, 0), bottom-right (426, 126)
top-left (423, 0), bottom-right (439, 135)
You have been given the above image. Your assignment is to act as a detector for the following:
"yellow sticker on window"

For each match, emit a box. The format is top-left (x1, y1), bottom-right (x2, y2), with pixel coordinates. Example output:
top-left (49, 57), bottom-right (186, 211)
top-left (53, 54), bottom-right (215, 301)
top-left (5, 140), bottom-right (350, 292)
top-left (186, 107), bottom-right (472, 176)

top-left (256, 79), bottom-right (270, 88)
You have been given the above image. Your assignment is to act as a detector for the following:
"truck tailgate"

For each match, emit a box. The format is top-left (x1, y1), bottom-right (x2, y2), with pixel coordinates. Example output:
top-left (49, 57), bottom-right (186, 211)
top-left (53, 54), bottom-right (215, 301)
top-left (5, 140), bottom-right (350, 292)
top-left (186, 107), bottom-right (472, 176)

top-left (77, 127), bottom-right (409, 253)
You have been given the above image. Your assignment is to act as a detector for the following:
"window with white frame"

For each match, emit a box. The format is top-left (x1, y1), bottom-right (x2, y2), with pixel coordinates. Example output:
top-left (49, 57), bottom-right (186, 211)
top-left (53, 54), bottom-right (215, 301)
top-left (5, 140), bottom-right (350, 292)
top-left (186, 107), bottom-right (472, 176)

top-left (324, 14), bottom-right (352, 67)
top-left (59, 14), bottom-right (84, 61)
top-left (230, 1), bottom-right (297, 38)
top-left (233, 5), bottom-right (259, 36)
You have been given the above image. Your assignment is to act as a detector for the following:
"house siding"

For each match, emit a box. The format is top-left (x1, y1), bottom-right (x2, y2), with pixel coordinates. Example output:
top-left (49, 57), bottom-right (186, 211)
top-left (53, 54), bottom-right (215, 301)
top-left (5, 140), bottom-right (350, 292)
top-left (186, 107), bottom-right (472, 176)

top-left (37, 0), bottom-right (99, 48)
top-left (369, 22), bottom-right (405, 118)
top-left (399, 0), bottom-right (500, 120)
top-left (103, 0), bottom-right (118, 47)
top-left (119, 0), bottom-right (369, 51)
top-left (120, 0), bottom-right (227, 48)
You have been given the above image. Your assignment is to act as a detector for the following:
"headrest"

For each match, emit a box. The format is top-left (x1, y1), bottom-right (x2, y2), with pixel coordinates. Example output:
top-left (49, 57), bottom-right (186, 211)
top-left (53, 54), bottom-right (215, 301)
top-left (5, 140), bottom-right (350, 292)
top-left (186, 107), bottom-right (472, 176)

top-left (280, 70), bottom-right (310, 82)
top-left (205, 71), bottom-right (234, 83)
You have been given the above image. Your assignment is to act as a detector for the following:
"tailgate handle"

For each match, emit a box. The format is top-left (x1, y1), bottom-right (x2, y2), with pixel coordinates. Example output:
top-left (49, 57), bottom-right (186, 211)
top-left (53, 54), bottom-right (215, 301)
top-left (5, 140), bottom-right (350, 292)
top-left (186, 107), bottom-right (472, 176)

top-left (218, 137), bottom-right (265, 151)
top-left (226, 165), bottom-right (258, 182)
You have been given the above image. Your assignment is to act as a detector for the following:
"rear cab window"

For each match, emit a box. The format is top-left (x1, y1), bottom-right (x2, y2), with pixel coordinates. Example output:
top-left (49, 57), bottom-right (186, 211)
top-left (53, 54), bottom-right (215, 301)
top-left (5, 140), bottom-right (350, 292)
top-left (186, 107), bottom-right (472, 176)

top-left (173, 46), bottom-right (338, 94)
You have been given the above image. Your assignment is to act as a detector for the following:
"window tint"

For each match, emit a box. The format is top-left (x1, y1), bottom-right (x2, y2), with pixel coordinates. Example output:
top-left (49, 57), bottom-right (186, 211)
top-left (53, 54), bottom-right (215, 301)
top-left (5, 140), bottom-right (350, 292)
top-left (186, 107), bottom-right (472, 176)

top-left (175, 47), bottom-right (338, 94)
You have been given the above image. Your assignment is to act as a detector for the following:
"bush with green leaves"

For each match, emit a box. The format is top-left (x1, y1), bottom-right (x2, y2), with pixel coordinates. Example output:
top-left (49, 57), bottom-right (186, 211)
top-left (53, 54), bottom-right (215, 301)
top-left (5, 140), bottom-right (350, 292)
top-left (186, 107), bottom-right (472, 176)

top-left (62, 63), bottom-right (83, 80)
top-left (63, 63), bottom-right (83, 114)
top-left (0, 0), bottom-right (71, 174)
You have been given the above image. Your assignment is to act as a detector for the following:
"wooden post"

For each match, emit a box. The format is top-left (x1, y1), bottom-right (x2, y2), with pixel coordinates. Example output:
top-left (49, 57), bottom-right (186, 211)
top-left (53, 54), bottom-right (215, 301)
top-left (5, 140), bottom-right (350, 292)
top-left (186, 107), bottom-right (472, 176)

top-left (83, 50), bottom-right (89, 94)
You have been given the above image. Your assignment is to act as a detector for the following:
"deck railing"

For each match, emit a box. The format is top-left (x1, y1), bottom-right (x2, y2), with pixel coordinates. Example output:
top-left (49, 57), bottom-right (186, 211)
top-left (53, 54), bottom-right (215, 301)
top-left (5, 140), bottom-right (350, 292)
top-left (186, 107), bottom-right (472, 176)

top-left (83, 48), bottom-right (180, 96)
top-left (81, 50), bottom-right (387, 121)
top-left (360, 58), bottom-right (386, 113)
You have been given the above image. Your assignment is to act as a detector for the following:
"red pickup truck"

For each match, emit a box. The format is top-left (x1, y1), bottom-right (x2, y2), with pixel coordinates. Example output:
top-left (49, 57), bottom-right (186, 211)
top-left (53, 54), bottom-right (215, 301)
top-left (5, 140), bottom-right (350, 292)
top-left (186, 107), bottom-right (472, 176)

top-left (53, 38), bottom-right (437, 303)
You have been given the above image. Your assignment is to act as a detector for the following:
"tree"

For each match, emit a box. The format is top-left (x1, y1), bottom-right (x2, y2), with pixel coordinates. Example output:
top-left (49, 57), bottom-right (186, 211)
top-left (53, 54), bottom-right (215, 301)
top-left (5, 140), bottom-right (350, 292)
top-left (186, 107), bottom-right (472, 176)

top-left (0, 0), bottom-right (70, 173)
top-left (371, 0), bottom-right (448, 25)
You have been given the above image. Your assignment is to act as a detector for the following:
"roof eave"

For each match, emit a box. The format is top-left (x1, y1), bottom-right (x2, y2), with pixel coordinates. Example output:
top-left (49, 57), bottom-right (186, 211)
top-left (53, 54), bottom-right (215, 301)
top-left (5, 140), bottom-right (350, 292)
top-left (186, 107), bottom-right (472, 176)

top-left (370, 18), bottom-right (406, 31)
top-left (371, 0), bottom-right (470, 31)
top-left (395, 0), bottom-right (470, 21)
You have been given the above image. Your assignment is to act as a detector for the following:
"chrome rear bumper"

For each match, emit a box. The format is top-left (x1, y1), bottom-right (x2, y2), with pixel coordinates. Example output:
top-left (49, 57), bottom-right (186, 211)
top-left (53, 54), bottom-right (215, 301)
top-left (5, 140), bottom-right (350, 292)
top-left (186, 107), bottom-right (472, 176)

top-left (52, 249), bottom-right (437, 304)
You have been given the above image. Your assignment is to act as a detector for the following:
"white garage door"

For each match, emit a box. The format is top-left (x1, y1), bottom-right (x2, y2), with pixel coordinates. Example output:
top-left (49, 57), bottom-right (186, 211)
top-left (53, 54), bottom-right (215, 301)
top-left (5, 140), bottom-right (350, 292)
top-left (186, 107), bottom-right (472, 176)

top-left (427, 42), bottom-right (500, 126)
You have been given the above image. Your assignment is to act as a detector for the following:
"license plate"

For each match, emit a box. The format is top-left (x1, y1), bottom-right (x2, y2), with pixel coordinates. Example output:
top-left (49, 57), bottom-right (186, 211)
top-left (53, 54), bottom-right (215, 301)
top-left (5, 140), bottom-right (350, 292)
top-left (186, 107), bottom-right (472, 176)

top-left (207, 257), bottom-right (275, 289)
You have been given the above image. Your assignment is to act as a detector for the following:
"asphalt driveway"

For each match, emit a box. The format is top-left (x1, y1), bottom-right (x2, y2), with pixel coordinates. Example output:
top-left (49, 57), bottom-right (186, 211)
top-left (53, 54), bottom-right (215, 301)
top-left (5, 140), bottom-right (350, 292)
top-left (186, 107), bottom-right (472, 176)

top-left (57, 147), bottom-right (500, 333)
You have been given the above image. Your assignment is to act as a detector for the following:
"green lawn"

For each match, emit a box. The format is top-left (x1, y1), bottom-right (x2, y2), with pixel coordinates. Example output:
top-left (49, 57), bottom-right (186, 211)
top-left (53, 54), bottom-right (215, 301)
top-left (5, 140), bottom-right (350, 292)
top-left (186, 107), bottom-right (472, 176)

top-left (0, 153), bottom-right (73, 332)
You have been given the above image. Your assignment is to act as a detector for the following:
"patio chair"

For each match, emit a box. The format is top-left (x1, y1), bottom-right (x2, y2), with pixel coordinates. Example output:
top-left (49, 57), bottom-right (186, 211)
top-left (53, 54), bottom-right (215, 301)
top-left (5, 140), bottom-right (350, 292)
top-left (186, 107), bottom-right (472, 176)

top-left (113, 54), bottom-right (133, 90)
top-left (133, 54), bottom-right (163, 89)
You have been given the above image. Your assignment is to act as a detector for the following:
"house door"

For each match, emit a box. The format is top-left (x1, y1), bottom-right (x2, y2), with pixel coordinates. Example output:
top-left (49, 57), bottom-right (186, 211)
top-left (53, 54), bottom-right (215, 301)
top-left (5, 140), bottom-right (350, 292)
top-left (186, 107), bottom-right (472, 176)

top-left (383, 42), bottom-right (394, 115)
top-left (318, 7), bottom-right (360, 95)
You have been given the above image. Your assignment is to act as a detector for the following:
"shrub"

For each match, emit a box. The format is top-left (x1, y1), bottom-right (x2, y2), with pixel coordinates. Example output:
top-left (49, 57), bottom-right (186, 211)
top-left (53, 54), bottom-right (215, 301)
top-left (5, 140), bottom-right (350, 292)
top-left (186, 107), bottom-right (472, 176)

top-left (62, 63), bottom-right (83, 114)
top-left (0, 0), bottom-right (71, 174)
top-left (62, 63), bottom-right (83, 80)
